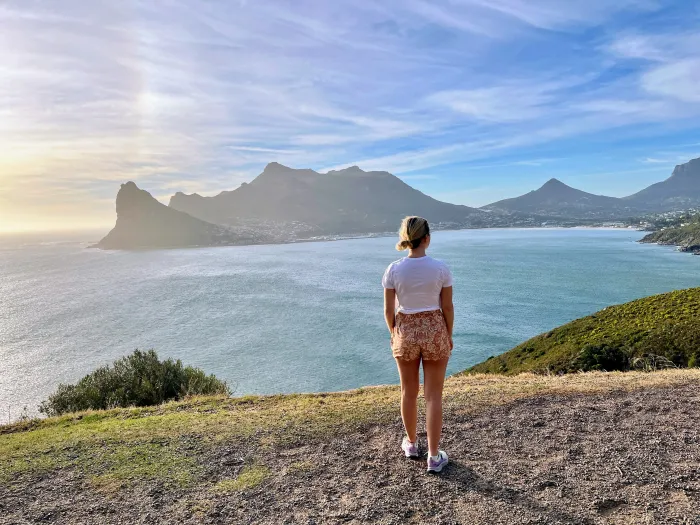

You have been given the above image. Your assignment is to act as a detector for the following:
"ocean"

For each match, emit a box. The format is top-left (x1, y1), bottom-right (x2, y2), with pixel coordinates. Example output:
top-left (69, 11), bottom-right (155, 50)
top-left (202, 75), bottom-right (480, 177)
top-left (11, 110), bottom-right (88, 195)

top-left (1, 228), bottom-right (699, 420)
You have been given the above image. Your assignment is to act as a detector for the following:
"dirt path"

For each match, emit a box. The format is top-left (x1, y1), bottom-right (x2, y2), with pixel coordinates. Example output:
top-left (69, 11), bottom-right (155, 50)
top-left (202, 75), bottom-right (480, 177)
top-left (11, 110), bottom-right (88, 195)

top-left (3, 384), bottom-right (700, 524)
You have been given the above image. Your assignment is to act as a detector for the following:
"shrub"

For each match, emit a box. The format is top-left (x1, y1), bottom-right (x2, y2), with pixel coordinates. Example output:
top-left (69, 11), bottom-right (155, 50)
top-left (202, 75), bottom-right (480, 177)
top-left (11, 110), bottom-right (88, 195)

top-left (573, 344), bottom-right (629, 372)
top-left (39, 350), bottom-right (230, 416)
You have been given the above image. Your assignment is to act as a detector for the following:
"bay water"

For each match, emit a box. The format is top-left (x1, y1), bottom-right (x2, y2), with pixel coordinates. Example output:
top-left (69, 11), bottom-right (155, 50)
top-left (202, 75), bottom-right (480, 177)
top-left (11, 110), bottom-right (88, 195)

top-left (1, 228), bottom-right (699, 420)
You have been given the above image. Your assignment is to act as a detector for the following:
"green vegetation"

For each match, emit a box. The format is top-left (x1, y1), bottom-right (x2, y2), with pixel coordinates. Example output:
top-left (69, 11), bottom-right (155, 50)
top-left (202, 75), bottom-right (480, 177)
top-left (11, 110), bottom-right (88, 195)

top-left (469, 288), bottom-right (700, 375)
top-left (1, 383), bottom-right (402, 488)
top-left (641, 215), bottom-right (700, 251)
top-left (213, 465), bottom-right (270, 492)
top-left (39, 349), bottom-right (230, 416)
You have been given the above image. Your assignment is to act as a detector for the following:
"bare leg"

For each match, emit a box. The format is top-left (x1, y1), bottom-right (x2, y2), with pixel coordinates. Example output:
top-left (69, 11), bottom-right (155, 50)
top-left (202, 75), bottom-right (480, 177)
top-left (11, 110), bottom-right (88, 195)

top-left (423, 357), bottom-right (449, 457)
top-left (395, 357), bottom-right (421, 443)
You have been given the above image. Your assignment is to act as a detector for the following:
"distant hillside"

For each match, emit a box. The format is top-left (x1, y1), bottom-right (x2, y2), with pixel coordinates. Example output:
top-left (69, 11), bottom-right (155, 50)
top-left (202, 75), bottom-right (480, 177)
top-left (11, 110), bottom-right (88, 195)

top-left (627, 157), bottom-right (700, 211)
top-left (96, 182), bottom-right (264, 249)
top-left (481, 157), bottom-right (700, 218)
top-left (483, 178), bottom-right (633, 218)
top-left (169, 163), bottom-right (485, 236)
top-left (469, 288), bottom-right (700, 375)
top-left (640, 218), bottom-right (700, 253)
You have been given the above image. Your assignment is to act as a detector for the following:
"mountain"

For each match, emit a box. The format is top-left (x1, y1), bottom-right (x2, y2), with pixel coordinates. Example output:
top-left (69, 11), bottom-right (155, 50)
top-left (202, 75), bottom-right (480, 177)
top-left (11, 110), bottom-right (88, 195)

top-left (169, 163), bottom-right (485, 237)
top-left (626, 157), bottom-right (700, 211)
top-left (96, 182), bottom-right (264, 249)
top-left (483, 178), bottom-right (633, 218)
top-left (469, 288), bottom-right (700, 375)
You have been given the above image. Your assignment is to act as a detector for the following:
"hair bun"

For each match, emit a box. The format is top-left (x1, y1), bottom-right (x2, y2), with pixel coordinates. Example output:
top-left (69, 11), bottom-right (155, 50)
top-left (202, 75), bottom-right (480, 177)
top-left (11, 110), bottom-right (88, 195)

top-left (396, 239), bottom-right (412, 251)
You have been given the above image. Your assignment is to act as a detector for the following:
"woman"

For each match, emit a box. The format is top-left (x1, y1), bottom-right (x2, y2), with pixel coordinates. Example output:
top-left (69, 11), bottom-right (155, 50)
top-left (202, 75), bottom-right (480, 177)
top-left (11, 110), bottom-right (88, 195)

top-left (382, 216), bottom-right (454, 473)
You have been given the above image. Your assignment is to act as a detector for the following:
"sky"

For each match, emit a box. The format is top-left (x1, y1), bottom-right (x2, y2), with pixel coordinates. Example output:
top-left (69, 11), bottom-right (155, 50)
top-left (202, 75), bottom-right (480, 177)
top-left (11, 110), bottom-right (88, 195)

top-left (1, 1), bottom-right (700, 231)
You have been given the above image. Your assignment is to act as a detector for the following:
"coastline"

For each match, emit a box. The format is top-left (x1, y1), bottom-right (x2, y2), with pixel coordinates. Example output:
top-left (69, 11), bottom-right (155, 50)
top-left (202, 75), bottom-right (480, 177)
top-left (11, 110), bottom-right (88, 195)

top-left (3, 224), bottom-right (644, 251)
top-left (90, 224), bottom-right (644, 251)
top-left (638, 228), bottom-right (700, 255)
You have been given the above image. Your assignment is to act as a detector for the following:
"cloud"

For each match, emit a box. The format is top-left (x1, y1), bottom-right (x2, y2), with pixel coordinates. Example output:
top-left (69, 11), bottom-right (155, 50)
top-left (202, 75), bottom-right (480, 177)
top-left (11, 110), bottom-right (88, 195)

top-left (642, 59), bottom-right (700, 103)
top-left (425, 77), bottom-right (593, 123)
top-left (606, 31), bottom-right (700, 105)
top-left (475, 0), bottom-right (660, 28)
top-left (0, 0), bottom-right (698, 229)
top-left (398, 174), bottom-right (440, 180)
top-left (427, 86), bottom-right (548, 122)
top-left (404, 0), bottom-right (660, 34)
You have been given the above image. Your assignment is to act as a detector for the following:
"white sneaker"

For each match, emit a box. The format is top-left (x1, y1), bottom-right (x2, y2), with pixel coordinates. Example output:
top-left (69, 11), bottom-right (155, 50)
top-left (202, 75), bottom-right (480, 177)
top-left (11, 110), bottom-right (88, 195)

top-left (427, 450), bottom-right (449, 473)
top-left (401, 437), bottom-right (420, 458)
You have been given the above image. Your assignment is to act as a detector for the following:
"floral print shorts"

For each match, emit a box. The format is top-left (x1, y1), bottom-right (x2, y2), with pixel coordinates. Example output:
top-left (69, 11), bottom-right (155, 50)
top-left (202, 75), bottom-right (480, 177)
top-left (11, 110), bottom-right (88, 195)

top-left (391, 309), bottom-right (451, 361)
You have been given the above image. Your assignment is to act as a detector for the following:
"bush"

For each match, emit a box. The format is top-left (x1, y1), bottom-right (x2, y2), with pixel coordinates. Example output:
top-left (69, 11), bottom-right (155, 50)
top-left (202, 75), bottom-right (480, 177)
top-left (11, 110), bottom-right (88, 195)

top-left (40, 350), bottom-right (231, 417)
top-left (573, 344), bottom-right (629, 372)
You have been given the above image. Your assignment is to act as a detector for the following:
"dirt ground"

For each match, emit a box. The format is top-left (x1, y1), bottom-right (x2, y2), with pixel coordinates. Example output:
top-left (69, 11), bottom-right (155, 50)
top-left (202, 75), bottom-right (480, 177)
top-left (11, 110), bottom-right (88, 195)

top-left (2, 383), bottom-right (700, 524)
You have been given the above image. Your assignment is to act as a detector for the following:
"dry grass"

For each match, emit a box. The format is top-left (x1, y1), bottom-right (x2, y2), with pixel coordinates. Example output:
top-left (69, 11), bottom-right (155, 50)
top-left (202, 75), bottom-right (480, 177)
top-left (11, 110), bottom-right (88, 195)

top-left (1, 370), bottom-right (699, 488)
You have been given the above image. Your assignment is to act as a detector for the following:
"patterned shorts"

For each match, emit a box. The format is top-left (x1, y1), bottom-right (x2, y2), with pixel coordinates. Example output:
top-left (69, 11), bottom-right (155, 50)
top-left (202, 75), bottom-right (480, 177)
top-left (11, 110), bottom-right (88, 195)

top-left (391, 309), bottom-right (452, 361)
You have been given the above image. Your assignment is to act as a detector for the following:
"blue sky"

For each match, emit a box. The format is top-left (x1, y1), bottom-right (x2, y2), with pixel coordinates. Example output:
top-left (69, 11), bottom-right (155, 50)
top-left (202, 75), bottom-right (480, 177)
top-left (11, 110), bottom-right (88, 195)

top-left (1, 0), bottom-right (699, 230)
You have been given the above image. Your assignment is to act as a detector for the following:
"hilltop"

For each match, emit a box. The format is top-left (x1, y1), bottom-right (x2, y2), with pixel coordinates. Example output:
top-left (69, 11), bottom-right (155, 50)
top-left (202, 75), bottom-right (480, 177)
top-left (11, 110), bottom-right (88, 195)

top-left (169, 162), bottom-right (486, 237)
top-left (2, 371), bottom-right (700, 524)
top-left (483, 178), bottom-right (631, 218)
top-left (469, 288), bottom-right (700, 375)
top-left (96, 182), bottom-right (267, 250)
top-left (483, 156), bottom-right (700, 218)
top-left (627, 157), bottom-right (700, 211)
top-left (640, 218), bottom-right (700, 254)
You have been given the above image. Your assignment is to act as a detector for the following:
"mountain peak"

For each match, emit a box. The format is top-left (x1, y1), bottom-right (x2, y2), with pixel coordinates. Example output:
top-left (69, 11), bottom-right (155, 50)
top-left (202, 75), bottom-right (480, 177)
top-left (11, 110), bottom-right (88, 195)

top-left (540, 178), bottom-right (567, 189)
top-left (259, 162), bottom-right (320, 180)
top-left (670, 157), bottom-right (700, 180)
top-left (263, 162), bottom-right (289, 172)
top-left (120, 181), bottom-right (139, 191)
top-left (327, 165), bottom-right (369, 176)
top-left (116, 181), bottom-right (158, 215)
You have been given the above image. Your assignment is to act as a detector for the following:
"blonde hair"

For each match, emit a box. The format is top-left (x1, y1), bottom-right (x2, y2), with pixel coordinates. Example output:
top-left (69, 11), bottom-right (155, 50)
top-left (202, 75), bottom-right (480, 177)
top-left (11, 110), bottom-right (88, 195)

top-left (396, 216), bottom-right (430, 251)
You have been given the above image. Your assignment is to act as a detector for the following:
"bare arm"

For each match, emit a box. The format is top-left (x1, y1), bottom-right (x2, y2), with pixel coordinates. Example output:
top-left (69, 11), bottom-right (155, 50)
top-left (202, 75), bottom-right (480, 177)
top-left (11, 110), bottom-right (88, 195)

top-left (384, 288), bottom-right (396, 334)
top-left (440, 286), bottom-right (454, 345)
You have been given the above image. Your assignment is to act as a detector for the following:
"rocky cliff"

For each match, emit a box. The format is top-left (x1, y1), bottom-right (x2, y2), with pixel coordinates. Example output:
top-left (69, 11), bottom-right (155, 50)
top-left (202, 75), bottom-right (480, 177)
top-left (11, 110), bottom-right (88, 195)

top-left (96, 182), bottom-right (264, 249)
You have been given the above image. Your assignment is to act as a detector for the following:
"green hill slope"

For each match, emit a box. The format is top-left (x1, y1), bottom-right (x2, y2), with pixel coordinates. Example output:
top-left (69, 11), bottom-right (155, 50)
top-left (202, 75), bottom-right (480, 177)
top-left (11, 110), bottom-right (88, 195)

top-left (469, 288), bottom-right (700, 375)
top-left (640, 220), bottom-right (700, 253)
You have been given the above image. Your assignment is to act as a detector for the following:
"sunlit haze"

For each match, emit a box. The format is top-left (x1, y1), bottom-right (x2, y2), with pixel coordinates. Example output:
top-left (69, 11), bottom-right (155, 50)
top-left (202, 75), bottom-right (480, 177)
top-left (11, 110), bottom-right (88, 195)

top-left (1, 1), bottom-right (699, 231)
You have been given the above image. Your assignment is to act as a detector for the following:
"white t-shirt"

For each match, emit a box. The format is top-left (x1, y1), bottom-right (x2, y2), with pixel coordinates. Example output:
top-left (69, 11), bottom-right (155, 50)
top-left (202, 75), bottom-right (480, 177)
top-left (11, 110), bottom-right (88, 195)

top-left (382, 256), bottom-right (453, 314)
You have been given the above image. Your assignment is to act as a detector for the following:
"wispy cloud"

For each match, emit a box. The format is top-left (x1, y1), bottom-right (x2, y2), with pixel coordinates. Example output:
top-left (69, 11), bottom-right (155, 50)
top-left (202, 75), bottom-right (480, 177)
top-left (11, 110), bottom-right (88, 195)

top-left (0, 0), bottom-right (698, 229)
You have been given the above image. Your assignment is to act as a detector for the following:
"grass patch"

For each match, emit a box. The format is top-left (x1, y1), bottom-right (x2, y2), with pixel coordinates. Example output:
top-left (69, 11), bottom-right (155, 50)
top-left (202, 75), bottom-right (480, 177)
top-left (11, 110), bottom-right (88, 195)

top-left (0, 388), bottom-right (399, 486)
top-left (214, 465), bottom-right (270, 492)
